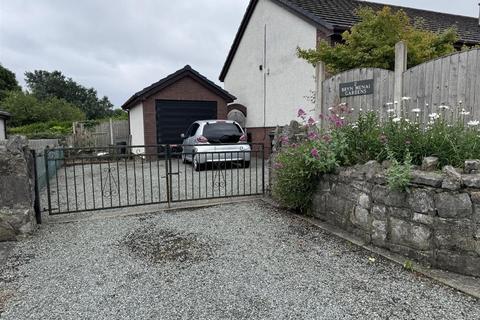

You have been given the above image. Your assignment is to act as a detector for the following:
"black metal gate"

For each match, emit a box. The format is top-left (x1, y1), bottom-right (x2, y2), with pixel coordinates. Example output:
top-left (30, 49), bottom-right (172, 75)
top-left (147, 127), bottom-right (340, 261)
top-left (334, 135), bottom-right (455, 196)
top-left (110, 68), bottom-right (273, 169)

top-left (39, 144), bottom-right (265, 215)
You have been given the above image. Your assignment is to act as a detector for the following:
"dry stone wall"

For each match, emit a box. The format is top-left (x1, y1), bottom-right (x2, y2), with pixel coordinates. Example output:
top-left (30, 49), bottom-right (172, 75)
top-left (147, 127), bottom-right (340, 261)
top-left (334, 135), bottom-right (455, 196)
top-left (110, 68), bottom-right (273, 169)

top-left (0, 136), bottom-right (37, 241)
top-left (312, 161), bottom-right (480, 277)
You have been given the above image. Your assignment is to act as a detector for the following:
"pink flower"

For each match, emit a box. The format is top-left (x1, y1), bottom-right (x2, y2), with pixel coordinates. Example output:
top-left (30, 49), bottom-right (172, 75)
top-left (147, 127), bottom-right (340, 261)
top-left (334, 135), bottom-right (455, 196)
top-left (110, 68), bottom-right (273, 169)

top-left (379, 134), bottom-right (388, 144)
top-left (307, 116), bottom-right (317, 126)
top-left (310, 148), bottom-right (320, 159)
top-left (273, 162), bottom-right (284, 169)
top-left (321, 134), bottom-right (332, 144)
top-left (280, 135), bottom-right (289, 144)
top-left (405, 140), bottom-right (411, 145)
top-left (297, 108), bottom-right (307, 119)
top-left (307, 131), bottom-right (318, 140)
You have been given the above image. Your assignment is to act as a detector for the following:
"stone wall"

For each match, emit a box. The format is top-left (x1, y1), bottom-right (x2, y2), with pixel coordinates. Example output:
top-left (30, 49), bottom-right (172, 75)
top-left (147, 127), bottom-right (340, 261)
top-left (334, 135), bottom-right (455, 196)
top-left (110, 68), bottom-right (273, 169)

top-left (312, 161), bottom-right (480, 277)
top-left (0, 136), bottom-right (37, 241)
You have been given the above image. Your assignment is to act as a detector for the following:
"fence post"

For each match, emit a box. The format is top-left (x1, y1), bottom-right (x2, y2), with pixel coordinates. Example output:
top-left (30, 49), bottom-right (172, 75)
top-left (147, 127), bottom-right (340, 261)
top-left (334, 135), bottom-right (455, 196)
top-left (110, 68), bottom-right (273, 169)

top-left (394, 41), bottom-right (407, 113)
top-left (315, 61), bottom-right (326, 120)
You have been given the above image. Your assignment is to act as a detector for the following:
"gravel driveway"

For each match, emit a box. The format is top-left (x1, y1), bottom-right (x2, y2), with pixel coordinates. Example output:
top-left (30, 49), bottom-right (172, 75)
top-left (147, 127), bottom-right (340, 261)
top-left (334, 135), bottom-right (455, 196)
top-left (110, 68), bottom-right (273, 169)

top-left (1, 200), bottom-right (479, 319)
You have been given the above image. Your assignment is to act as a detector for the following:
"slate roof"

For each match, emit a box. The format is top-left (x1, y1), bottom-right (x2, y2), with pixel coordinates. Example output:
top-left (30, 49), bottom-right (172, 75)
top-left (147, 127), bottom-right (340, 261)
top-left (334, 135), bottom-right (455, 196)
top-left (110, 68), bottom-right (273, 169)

top-left (219, 0), bottom-right (480, 81)
top-left (122, 65), bottom-right (236, 110)
top-left (0, 110), bottom-right (11, 119)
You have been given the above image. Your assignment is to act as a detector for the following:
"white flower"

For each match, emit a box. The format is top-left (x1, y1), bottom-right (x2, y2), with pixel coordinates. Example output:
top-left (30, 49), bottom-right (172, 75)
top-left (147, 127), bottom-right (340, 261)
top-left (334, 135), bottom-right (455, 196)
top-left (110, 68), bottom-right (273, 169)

top-left (425, 103), bottom-right (429, 107)
top-left (385, 102), bottom-right (394, 106)
top-left (411, 108), bottom-right (421, 113)
top-left (392, 117), bottom-right (401, 123)
top-left (460, 109), bottom-right (470, 116)
top-left (340, 116), bottom-right (345, 120)
top-left (438, 105), bottom-right (450, 110)
top-left (387, 108), bottom-right (395, 113)
top-left (394, 101), bottom-right (398, 104)
top-left (401, 97), bottom-right (411, 101)
top-left (350, 108), bottom-right (355, 112)
top-left (467, 120), bottom-right (480, 127)
top-left (328, 107), bottom-right (334, 111)
top-left (429, 113), bottom-right (439, 120)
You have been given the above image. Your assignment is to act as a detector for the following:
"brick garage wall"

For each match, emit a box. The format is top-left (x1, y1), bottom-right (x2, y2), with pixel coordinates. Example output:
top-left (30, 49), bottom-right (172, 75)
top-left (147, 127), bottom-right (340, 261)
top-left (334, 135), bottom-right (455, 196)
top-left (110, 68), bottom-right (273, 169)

top-left (311, 161), bottom-right (480, 277)
top-left (142, 76), bottom-right (230, 147)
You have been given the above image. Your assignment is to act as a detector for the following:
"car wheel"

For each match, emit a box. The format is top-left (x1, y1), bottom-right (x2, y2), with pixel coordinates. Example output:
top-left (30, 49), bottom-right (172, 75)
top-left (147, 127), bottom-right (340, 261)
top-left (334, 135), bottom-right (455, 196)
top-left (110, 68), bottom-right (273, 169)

top-left (193, 156), bottom-right (203, 171)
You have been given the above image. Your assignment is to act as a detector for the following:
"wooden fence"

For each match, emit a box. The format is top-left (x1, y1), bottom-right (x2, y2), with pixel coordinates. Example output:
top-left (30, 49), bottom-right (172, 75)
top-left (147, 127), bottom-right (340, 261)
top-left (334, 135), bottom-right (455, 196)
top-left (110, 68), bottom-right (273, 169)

top-left (317, 44), bottom-right (480, 124)
top-left (69, 119), bottom-right (130, 148)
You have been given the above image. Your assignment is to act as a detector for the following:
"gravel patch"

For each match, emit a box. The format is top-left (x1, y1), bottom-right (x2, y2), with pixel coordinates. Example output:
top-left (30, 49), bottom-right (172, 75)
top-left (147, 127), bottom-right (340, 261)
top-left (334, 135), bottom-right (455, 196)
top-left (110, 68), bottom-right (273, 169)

top-left (1, 200), bottom-right (479, 319)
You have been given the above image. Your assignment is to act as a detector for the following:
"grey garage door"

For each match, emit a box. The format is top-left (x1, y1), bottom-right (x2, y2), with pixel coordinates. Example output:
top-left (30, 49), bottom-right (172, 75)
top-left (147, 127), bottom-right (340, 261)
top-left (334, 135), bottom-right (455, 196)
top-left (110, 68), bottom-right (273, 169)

top-left (156, 100), bottom-right (217, 145)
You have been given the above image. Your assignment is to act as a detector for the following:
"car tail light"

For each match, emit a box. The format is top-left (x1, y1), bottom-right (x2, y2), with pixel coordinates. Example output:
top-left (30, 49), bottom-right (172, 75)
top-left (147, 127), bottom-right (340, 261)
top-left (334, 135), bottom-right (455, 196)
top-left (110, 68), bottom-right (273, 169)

top-left (196, 135), bottom-right (208, 143)
top-left (239, 134), bottom-right (247, 142)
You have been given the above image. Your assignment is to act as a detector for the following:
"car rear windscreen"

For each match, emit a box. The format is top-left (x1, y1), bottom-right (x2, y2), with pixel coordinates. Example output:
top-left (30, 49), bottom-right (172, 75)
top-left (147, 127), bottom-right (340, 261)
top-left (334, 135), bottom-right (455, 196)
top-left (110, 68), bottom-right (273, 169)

top-left (203, 123), bottom-right (242, 143)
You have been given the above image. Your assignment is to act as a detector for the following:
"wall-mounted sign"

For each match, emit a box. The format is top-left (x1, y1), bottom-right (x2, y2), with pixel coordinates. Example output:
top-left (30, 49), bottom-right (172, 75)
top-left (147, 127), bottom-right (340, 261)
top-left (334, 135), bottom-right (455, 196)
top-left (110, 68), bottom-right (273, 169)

top-left (339, 79), bottom-right (374, 97)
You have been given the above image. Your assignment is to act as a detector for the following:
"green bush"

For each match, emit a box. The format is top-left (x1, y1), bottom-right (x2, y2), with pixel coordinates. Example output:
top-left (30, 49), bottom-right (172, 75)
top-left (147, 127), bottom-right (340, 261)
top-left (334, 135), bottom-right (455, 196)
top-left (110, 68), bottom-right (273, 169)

top-left (8, 121), bottom-right (72, 139)
top-left (2, 91), bottom-right (85, 127)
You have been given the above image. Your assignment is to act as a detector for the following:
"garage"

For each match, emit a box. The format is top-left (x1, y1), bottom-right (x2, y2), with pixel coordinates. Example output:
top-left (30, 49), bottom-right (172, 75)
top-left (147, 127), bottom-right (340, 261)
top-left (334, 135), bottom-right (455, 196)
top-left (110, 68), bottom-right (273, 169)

top-left (121, 65), bottom-right (237, 152)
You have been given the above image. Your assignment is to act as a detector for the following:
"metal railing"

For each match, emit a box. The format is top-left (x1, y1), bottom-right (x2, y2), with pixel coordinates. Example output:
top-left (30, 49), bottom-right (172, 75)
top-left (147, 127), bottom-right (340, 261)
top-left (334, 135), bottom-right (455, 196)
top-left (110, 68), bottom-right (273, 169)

top-left (40, 144), bottom-right (265, 215)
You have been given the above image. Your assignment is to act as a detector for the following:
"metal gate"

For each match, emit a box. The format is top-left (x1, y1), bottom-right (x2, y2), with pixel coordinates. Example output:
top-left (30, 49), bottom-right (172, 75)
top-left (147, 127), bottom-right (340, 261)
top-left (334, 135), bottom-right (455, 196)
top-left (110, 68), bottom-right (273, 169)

top-left (39, 144), bottom-right (265, 215)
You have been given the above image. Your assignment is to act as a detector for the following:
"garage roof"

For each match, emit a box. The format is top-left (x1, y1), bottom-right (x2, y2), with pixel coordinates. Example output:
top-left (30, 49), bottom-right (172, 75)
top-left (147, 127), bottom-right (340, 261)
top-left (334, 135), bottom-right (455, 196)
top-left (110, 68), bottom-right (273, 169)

top-left (0, 110), bottom-right (11, 120)
top-left (122, 65), bottom-right (236, 110)
top-left (219, 0), bottom-right (480, 81)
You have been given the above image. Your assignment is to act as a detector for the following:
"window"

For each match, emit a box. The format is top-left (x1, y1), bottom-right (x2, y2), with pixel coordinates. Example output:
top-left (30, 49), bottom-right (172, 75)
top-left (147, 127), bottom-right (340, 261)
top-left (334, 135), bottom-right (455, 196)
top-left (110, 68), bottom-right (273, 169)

top-left (202, 122), bottom-right (242, 143)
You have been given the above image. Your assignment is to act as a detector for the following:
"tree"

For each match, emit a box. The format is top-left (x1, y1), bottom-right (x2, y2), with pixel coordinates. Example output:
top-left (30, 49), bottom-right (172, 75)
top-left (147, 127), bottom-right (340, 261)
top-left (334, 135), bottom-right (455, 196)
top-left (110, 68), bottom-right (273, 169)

top-left (0, 64), bottom-right (21, 101)
top-left (24, 70), bottom-right (114, 119)
top-left (2, 91), bottom-right (85, 127)
top-left (297, 7), bottom-right (458, 73)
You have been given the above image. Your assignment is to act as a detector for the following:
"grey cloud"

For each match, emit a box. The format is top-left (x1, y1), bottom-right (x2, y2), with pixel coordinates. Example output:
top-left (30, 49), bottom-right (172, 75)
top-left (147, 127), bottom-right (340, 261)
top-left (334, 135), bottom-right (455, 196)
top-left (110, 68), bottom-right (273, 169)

top-left (0, 0), bottom-right (475, 107)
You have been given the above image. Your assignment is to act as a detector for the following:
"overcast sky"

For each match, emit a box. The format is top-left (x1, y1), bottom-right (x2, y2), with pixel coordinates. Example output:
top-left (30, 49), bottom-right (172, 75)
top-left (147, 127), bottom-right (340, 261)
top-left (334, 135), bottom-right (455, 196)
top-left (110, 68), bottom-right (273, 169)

top-left (0, 0), bottom-right (477, 107)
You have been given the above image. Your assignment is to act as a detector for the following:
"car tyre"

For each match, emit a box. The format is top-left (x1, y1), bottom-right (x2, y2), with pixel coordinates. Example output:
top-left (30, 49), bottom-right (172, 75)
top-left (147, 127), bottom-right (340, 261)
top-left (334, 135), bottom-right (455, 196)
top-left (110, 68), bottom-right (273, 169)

top-left (193, 156), bottom-right (203, 171)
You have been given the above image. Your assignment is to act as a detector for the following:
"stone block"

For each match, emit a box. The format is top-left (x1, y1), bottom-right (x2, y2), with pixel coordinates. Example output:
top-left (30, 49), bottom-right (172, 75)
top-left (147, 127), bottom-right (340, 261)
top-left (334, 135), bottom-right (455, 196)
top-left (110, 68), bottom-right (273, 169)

top-left (410, 170), bottom-right (443, 187)
top-left (464, 160), bottom-right (480, 174)
top-left (421, 157), bottom-right (439, 171)
top-left (317, 179), bottom-right (331, 192)
top-left (434, 193), bottom-right (472, 218)
top-left (372, 205), bottom-right (387, 220)
top-left (312, 193), bottom-right (327, 217)
top-left (390, 217), bottom-right (432, 251)
top-left (462, 174), bottom-right (480, 188)
top-left (441, 166), bottom-right (462, 190)
top-left (361, 160), bottom-right (383, 181)
top-left (388, 243), bottom-right (432, 263)
top-left (388, 207), bottom-right (412, 220)
top-left (0, 220), bottom-right (16, 241)
top-left (412, 212), bottom-right (434, 225)
top-left (350, 206), bottom-right (370, 230)
top-left (407, 189), bottom-right (434, 213)
top-left (436, 251), bottom-right (480, 278)
top-left (433, 218), bottom-right (475, 252)
top-left (357, 193), bottom-right (371, 209)
top-left (371, 219), bottom-right (387, 246)
top-left (372, 185), bottom-right (408, 208)
top-left (470, 191), bottom-right (480, 204)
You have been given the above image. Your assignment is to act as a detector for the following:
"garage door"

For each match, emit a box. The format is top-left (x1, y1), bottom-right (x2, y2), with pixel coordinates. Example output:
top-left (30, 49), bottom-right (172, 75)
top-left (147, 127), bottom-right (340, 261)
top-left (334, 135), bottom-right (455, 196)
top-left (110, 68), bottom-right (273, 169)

top-left (156, 100), bottom-right (217, 144)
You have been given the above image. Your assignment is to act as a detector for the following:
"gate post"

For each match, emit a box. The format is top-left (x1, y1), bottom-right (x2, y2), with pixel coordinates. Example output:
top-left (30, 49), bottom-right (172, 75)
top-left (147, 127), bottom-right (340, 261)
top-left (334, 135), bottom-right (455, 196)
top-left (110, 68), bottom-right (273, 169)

top-left (165, 145), bottom-right (172, 207)
top-left (31, 150), bottom-right (42, 224)
top-left (44, 147), bottom-right (52, 215)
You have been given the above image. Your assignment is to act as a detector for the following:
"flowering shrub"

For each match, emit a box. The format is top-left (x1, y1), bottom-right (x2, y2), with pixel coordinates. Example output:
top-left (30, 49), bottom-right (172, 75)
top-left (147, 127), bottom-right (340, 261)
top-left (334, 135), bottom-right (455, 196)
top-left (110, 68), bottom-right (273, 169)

top-left (272, 110), bottom-right (347, 211)
top-left (272, 101), bottom-right (480, 211)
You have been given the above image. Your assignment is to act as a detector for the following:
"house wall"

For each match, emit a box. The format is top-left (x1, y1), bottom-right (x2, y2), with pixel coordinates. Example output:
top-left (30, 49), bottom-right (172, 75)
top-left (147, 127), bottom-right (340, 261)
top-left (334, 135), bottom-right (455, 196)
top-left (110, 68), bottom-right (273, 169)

top-left (142, 76), bottom-right (229, 149)
top-left (0, 119), bottom-right (6, 140)
top-left (129, 103), bottom-right (145, 154)
top-left (223, 0), bottom-right (317, 129)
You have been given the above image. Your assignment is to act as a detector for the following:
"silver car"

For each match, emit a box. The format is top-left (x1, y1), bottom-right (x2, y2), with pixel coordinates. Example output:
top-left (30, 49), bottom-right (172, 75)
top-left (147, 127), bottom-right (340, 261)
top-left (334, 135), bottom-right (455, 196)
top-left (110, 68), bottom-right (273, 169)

top-left (180, 120), bottom-right (251, 171)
